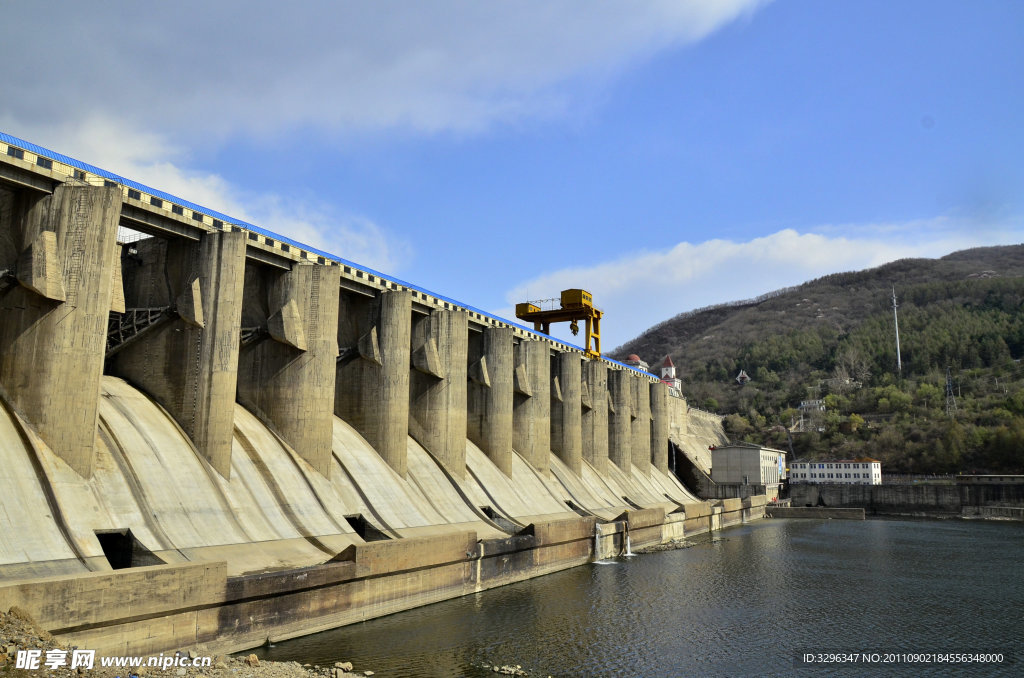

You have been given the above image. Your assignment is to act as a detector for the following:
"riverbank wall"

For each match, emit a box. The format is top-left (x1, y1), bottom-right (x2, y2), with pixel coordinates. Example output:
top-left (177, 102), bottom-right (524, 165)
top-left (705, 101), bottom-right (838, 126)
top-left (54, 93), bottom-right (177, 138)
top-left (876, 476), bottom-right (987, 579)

top-left (789, 482), bottom-right (1024, 520)
top-left (765, 506), bottom-right (865, 520)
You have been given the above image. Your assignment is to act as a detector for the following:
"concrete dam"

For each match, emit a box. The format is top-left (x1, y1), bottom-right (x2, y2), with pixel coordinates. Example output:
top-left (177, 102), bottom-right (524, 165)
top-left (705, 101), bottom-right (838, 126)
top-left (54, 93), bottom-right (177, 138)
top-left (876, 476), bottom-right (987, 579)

top-left (0, 132), bottom-right (751, 657)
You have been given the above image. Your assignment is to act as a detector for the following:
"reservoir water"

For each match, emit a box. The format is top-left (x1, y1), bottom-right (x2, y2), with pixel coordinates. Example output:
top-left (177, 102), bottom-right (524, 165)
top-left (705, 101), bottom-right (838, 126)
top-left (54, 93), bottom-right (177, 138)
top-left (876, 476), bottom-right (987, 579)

top-left (255, 519), bottom-right (1022, 677)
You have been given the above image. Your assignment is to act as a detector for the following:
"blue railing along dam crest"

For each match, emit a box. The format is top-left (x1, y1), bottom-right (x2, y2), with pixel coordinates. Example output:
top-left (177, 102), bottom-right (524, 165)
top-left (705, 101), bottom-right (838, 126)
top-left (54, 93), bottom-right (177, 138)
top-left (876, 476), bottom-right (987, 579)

top-left (0, 132), bottom-right (751, 656)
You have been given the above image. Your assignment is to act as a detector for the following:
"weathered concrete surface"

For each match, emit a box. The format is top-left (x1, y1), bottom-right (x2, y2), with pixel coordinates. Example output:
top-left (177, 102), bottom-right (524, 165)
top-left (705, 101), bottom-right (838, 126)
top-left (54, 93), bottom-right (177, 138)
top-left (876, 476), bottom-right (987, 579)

top-left (607, 369), bottom-right (632, 473)
top-left (238, 263), bottom-right (341, 475)
top-left (467, 327), bottom-right (514, 476)
top-left (109, 232), bottom-right (247, 477)
top-left (512, 339), bottom-right (550, 473)
top-left (765, 506), bottom-right (865, 520)
top-left (790, 483), bottom-right (961, 515)
top-left (0, 371), bottom-right (741, 656)
top-left (963, 505), bottom-right (1024, 520)
top-left (650, 383), bottom-right (670, 474)
top-left (0, 184), bottom-right (121, 477)
top-left (789, 481), bottom-right (1024, 517)
top-left (335, 289), bottom-right (412, 476)
top-left (547, 455), bottom-right (630, 521)
top-left (461, 440), bottom-right (576, 525)
top-left (409, 309), bottom-right (468, 477)
top-left (334, 531), bottom-right (477, 578)
top-left (581, 360), bottom-right (609, 474)
top-left (631, 376), bottom-right (652, 472)
top-left (0, 561), bottom-right (227, 632)
top-left (550, 351), bottom-right (582, 475)
top-left (675, 407), bottom-right (727, 475)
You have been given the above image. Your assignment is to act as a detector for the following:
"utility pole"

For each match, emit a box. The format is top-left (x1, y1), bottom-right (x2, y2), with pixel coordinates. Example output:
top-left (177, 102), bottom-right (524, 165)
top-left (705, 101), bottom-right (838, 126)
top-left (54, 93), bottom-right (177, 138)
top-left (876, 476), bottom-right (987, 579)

top-left (945, 366), bottom-right (958, 418)
top-left (892, 287), bottom-right (902, 375)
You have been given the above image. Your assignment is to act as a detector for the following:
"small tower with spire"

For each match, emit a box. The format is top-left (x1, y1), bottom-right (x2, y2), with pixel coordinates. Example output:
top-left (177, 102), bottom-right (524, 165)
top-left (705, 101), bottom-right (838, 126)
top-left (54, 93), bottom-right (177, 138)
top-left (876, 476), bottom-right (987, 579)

top-left (660, 356), bottom-right (681, 391)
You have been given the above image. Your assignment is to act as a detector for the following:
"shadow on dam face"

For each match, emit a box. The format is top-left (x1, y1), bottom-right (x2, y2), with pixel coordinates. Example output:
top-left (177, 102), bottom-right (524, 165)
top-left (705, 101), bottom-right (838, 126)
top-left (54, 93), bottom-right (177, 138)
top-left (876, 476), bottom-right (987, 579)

top-left (95, 529), bottom-right (165, 570)
top-left (342, 514), bottom-right (392, 542)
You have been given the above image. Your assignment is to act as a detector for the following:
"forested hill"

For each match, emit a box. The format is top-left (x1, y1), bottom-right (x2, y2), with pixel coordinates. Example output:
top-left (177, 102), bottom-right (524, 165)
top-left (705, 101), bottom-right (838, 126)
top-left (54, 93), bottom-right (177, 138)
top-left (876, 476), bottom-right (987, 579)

top-left (613, 244), bottom-right (1024, 473)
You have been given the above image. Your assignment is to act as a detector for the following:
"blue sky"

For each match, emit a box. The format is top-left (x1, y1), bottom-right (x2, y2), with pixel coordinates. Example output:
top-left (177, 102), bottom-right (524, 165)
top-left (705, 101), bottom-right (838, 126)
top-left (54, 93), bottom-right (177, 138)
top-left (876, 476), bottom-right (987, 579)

top-left (2, 1), bottom-right (1021, 351)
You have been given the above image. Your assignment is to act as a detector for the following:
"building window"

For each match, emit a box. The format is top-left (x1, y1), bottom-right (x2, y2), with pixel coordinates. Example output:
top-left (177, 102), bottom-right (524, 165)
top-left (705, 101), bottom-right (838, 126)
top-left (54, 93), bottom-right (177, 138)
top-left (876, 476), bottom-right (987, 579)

top-left (36, 156), bottom-right (53, 170)
top-left (150, 196), bottom-right (162, 207)
top-left (172, 204), bottom-right (184, 215)
top-left (74, 169), bottom-right (87, 180)
top-left (127, 189), bottom-right (141, 200)
top-left (7, 146), bottom-right (24, 159)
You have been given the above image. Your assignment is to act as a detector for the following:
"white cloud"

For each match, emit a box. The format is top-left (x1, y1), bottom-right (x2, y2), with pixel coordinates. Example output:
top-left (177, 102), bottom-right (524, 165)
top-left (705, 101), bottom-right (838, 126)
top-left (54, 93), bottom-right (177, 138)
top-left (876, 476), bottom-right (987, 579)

top-left (0, 1), bottom-right (769, 140)
top-left (500, 221), bottom-right (1024, 351)
top-left (0, 115), bottom-right (408, 272)
top-left (0, 2), bottom-right (770, 276)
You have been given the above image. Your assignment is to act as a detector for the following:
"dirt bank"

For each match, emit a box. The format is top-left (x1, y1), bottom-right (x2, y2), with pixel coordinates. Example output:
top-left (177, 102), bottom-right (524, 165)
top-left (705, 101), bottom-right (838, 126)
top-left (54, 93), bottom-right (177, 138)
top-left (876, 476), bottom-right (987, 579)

top-left (0, 608), bottom-right (372, 678)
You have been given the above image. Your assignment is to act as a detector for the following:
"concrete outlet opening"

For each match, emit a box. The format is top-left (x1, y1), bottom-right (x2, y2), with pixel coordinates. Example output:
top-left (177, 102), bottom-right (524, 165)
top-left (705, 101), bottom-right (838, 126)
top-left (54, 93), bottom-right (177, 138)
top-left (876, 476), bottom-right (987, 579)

top-left (94, 529), bottom-right (165, 570)
top-left (343, 514), bottom-right (392, 542)
top-left (478, 506), bottom-right (519, 533)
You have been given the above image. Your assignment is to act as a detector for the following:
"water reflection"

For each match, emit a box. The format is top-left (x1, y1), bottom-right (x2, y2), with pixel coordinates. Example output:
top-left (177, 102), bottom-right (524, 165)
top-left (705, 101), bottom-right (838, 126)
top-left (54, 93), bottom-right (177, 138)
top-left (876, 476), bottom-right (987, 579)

top-left (255, 520), bottom-right (1023, 677)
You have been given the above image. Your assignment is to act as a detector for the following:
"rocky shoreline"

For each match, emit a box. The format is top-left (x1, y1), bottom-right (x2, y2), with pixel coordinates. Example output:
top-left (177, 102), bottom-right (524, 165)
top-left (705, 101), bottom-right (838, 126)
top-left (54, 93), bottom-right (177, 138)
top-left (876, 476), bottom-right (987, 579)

top-left (634, 535), bottom-right (726, 553)
top-left (0, 608), bottom-right (373, 678)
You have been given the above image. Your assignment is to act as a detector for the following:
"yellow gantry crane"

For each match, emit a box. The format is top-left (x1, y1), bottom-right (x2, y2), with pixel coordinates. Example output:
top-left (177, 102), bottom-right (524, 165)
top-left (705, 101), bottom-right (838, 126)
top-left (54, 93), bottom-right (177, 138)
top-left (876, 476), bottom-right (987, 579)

top-left (515, 288), bottom-right (602, 359)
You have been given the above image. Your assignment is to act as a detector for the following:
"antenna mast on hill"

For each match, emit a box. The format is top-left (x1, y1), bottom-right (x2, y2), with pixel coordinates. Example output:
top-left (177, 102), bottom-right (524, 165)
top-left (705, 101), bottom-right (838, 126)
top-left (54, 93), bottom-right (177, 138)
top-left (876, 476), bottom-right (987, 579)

top-left (892, 287), bottom-right (903, 375)
top-left (945, 366), bottom-right (958, 418)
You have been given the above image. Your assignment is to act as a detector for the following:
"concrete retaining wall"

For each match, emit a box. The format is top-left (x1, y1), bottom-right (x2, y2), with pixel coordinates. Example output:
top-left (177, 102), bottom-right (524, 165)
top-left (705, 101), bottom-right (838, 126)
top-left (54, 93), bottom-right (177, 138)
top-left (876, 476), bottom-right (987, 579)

top-left (789, 482), bottom-right (1024, 517)
top-left (765, 507), bottom-right (865, 520)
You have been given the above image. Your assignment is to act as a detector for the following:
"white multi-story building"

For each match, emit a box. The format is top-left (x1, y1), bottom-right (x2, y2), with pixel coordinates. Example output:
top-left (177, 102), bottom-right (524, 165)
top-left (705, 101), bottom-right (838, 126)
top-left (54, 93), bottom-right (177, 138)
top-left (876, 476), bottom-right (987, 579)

top-left (789, 459), bottom-right (882, 485)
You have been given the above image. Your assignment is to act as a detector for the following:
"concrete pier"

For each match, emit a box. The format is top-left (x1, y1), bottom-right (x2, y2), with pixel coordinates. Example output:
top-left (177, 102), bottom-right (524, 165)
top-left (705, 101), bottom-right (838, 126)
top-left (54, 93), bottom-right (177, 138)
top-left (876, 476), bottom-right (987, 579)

top-left (409, 309), bottom-right (468, 477)
top-left (550, 351), bottom-right (583, 475)
top-left (0, 184), bottom-right (121, 477)
top-left (468, 326), bottom-right (514, 475)
top-left (336, 289), bottom-right (412, 476)
top-left (109, 232), bottom-right (247, 477)
top-left (608, 369), bottom-right (632, 473)
top-left (513, 339), bottom-right (551, 474)
top-left (238, 262), bottom-right (340, 475)
top-left (582, 360), bottom-right (609, 475)
top-left (631, 375), bottom-right (652, 472)
top-left (650, 382), bottom-right (670, 474)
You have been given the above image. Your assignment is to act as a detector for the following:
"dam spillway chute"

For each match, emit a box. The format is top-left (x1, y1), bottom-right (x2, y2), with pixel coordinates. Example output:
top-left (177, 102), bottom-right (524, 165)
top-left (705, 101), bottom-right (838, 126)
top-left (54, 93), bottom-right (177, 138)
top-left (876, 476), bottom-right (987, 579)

top-left (0, 131), bottom-right (752, 658)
